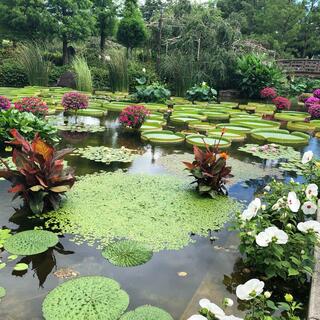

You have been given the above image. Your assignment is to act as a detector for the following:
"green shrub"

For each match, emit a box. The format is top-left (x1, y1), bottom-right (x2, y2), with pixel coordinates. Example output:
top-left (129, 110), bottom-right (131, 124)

top-left (0, 61), bottom-right (28, 87)
top-left (236, 54), bottom-right (285, 98)
top-left (133, 81), bottom-right (171, 103)
top-left (186, 82), bottom-right (217, 103)
top-left (91, 66), bottom-right (109, 91)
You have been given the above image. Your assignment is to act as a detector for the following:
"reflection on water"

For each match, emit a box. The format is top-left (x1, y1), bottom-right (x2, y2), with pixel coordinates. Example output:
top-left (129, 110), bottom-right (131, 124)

top-left (1, 113), bottom-right (320, 319)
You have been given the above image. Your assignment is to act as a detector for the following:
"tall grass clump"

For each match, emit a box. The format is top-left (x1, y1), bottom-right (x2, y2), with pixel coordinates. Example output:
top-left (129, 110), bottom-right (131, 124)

top-left (16, 43), bottom-right (50, 86)
top-left (107, 48), bottom-right (128, 93)
top-left (72, 56), bottom-right (93, 93)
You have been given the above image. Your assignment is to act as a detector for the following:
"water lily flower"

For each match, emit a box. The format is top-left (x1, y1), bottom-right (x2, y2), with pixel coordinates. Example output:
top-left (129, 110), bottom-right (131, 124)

top-left (220, 316), bottom-right (244, 320)
top-left (287, 192), bottom-right (300, 212)
top-left (241, 198), bottom-right (261, 220)
top-left (305, 184), bottom-right (318, 200)
top-left (188, 315), bottom-right (207, 320)
top-left (236, 279), bottom-right (265, 300)
top-left (199, 299), bottom-right (225, 318)
top-left (297, 220), bottom-right (320, 234)
top-left (256, 226), bottom-right (288, 247)
top-left (302, 151), bottom-right (313, 164)
top-left (301, 201), bottom-right (318, 215)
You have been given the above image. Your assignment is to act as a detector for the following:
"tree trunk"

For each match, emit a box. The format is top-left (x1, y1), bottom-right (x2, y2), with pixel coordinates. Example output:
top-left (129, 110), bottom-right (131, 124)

top-left (63, 35), bottom-right (69, 65)
top-left (100, 29), bottom-right (106, 53)
top-left (156, 6), bottom-right (164, 72)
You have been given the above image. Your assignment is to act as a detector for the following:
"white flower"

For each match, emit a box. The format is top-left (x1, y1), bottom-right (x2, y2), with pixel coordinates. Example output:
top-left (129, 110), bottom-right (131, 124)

top-left (236, 279), bottom-right (265, 300)
top-left (297, 221), bottom-right (320, 234)
top-left (261, 205), bottom-right (266, 211)
top-left (241, 198), bottom-right (261, 221)
top-left (188, 316), bottom-right (207, 320)
top-left (302, 151), bottom-right (313, 164)
top-left (142, 68), bottom-right (146, 73)
top-left (223, 298), bottom-right (234, 307)
top-left (104, 55), bottom-right (111, 61)
top-left (264, 291), bottom-right (272, 299)
top-left (272, 198), bottom-right (285, 210)
top-left (305, 184), bottom-right (318, 200)
top-left (287, 192), bottom-right (300, 212)
top-left (264, 185), bottom-right (271, 192)
top-left (256, 226), bottom-right (288, 247)
top-left (199, 299), bottom-right (225, 318)
top-left (202, 81), bottom-right (207, 86)
top-left (301, 201), bottom-right (318, 215)
top-left (220, 316), bottom-right (243, 320)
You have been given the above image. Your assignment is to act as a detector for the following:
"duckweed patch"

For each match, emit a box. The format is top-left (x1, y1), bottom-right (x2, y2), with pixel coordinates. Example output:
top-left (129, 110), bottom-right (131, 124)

top-left (4, 230), bottom-right (59, 256)
top-left (42, 276), bottom-right (129, 320)
top-left (42, 172), bottom-right (239, 251)
top-left (102, 240), bottom-right (153, 267)
top-left (120, 305), bottom-right (174, 320)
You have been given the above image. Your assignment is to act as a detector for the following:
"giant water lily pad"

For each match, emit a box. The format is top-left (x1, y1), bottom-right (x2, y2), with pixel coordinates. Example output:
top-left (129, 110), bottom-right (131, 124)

top-left (42, 276), bottom-right (129, 320)
top-left (274, 112), bottom-right (310, 122)
top-left (250, 129), bottom-right (309, 145)
top-left (231, 119), bottom-right (280, 129)
top-left (141, 130), bottom-right (185, 144)
top-left (42, 172), bottom-right (239, 251)
top-left (186, 134), bottom-right (231, 148)
top-left (286, 121), bottom-right (316, 133)
top-left (208, 129), bottom-right (246, 141)
top-left (172, 113), bottom-right (207, 121)
top-left (102, 240), bottom-right (153, 267)
top-left (170, 116), bottom-right (203, 124)
top-left (188, 121), bottom-right (216, 132)
top-left (120, 305), bottom-right (173, 320)
top-left (201, 111), bottom-right (229, 121)
top-left (4, 230), bottom-right (59, 255)
top-left (74, 146), bottom-right (140, 164)
top-left (216, 124), bottom-right (252, 134)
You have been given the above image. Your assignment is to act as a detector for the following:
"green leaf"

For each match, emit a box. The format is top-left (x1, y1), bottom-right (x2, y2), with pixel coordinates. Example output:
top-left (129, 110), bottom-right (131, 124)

top-left (288, 268), bottom-right (299, 276)
top-left (13, 263), bottom-right (29, 271)
top-left (0, 263), bottom-right (6, 270)
top-left (7, 255), bottom-right (18, 261)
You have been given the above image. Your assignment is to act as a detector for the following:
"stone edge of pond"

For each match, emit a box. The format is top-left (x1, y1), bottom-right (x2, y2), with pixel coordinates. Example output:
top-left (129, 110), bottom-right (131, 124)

top-left (308, 201), bottom-right (320, 320)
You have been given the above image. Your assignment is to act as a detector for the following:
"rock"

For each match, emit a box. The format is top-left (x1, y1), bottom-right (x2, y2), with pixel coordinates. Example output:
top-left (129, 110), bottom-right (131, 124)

top-left (57, 71), bottom-right (77, 89)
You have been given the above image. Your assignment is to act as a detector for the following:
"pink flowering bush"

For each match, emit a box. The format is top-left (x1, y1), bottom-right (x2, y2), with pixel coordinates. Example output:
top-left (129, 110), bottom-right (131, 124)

top-left (313, 89), bottom-right (320, 99)
top-left (14, 97), bottom-right (48, 117)
top-left (119, 105), bottom-right (150, 129)
top-left (305, 96), bottom-right (320, 109)
top-left (62, 92), bottom-right (89, 112)
top-left (0, 96), bottom-right (11, 110)
top-left (272, 96), bottom-right (291, 111)
top-left (260, 87), bottom-right (277, 99)
top-left (308, 104), bottom-right (320, 119)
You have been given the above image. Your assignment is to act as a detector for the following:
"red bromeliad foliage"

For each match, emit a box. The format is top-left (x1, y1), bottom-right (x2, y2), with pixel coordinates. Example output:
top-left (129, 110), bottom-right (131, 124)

top-left (14, 97), bottom-right (48, 117)
top-left (183, 130), bottom-right (232, 198)
top-left (272, 96), bottom-right (291, 111)
top-left (62, 92), bottom-right (89, 112)
top-left (119, 105), bottom-right (150, 129)
top-left (0, 129), bottom-right (75, 214)
top-left (260, 87), bottom-right (277, 100)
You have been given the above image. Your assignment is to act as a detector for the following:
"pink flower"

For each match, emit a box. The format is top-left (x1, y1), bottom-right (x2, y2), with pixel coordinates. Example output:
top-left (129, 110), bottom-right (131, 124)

top-left (313, 89), bottom-right (320, 99)
top-left (62, 92), bottom-right (89, 112)
top-left (272, 97), bottom-right (291, 111)
top-left (0, 96), bottom-right (11, 110)
top-left (14, 97), bottom-right (48, 116)
top-left (305, 96), bottom-right (320, 109)
top-left (260, 87), bottom-right (277, 99)
top-left (308, 104), bottom-right (320, 119)
top-left (119, 105), bottom-right (150, 129)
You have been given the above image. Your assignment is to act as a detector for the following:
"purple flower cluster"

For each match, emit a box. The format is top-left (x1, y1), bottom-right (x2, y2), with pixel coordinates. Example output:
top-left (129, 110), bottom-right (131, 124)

top-left (0, 95), bottom-right (11, 110)
top-left (304, 89), bottom-right (320, 119)
top-left (313, 89), bottom-right (320, 99)
top-left (305, 96), bottom-right (320, 109)
top-left (308, 104), bottom-right (320, 119)
top-left (62, 92), bottom-right (89, 112)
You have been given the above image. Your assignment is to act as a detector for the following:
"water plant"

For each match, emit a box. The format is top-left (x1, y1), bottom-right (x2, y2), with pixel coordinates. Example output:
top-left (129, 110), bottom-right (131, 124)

top-left (0, 96), bottom-right (11, 110)
top-left (14, 97), bottom-right (48, 117)
top-left (133, 82), bottom-right (171, 103)
top-left (183, 132), bottom-right (232, 198)
top-left (4, 230), bottom-right (59, 255)
top-left (186, 83), bottom-right (217, 103)
top-left (71, 56), bottom-right (93, 92)
top-left (119, 105), bottom-right (150, 129)
top-left (0, 129), bottom-right (75, 214)
top-left (120, 305), bottom-right (173, 320)
top-left (42, 276), bottom-right (129, 320)
top-left (61, 92), bottom-right (89, 112)
top-left (102, 240), bottom-right (153, 267)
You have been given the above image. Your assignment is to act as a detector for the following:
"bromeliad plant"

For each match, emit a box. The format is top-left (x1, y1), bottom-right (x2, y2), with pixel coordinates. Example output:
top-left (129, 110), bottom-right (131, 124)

top-left (183, 131), bottom-right (232, 198)
top-left (14, 97), bottom-right (48, 117)
top-left (0, 129), bottom-right (75, 214)
top-left (186, 82), bottom-right (217, 104)
top-left (119, 105), bottom-right (150, 129)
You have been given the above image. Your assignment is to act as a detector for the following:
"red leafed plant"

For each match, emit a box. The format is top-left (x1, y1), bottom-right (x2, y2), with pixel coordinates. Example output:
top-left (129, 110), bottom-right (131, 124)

top-left (183, 132), bottom-right (232, 198)
top-left (0, 129), bottom-right (75, 214)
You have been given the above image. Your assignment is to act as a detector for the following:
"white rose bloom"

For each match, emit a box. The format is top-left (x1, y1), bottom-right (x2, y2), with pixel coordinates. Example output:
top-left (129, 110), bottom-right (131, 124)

top-left (188, 315), bottom-right (207, 320)
top-left (287, 192), bottom-right (300, 212)
top-left (199, 299), bottom-right (225, 318)
top-left (241, 198), bottom-right (261, 220)
top-left (256, 226), bottom-right (288, 247)
top-left (220, 316), bottom-right (244, 320)
top-left (297, 220), bottom-right (320, 234)
top-left (301, 201), bottom-right (318, 215)
top-left (236, 279), bottom-right (265, 300)
top-left (302, 151), bottom-right (313, 164)
top-left (305, 184), bottom-right (318, 200)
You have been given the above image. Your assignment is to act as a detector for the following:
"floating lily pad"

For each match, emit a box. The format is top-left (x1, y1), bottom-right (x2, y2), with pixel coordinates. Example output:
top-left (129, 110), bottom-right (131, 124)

top-left (4, 230), bottom-right (59, 256)
top-left (0, 263), bottom-right (6, 270)
top-left (286, 121), bottom-right (316, 133)
top-left (120, 305), bottom-right (174, 320)
top-left (102, 240), bottom-right (153, 267)
top-left (141, 130), bottom-right (185, 144)
top-left (74, 146), bottom-right (140, 164)
top-left (201, 111), bottom-right (230, 121)
top-left (14, 263), bottom-right (29, 271)
top-left (216, 124), bottom-right (252, 134)
top-left (42, 172), bottom-right (239, 251)
top-left (208, 129), bottom-right (246, 141)
top-left (188, 121), bottom-right (216, 132)
top-left (238, 144), bottom-right (300, 160)
top-left (172, 112), bottom-right (207, 120)
top-left (65, 109), bottom-right (107, 117)
top-left (274, 112), bottom-right (310, 122)
top-left (170, 116), bottom-right (204, 124)
top-left (0, 229), bottom-right (12, 248)
top-left (230, 113), bottom-right (261, 119)
top-left (42, 276), bottom-right (129, 320)
top-left (140, 124), bottom-right (163, 131)
top-left (58, 124), bottom-right (105, 133)
top-left (250, 129), bottom-right (310, 145)
top-left (239, 105), bottom-right (256, 111)
top-left (0, 286), bottom-right (6, 300)
top-left (231, 119), bottom-right (280, 129)
top-left (186, 134), bottom-right (231, 148)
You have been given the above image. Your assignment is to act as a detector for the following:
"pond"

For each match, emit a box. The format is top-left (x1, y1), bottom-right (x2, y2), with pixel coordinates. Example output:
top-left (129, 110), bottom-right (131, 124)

top-left (0, 111), bottom-right (319, 320)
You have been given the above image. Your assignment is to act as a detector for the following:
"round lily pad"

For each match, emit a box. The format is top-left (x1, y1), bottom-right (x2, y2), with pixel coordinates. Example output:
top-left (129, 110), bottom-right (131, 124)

top-left (274, 112), bottom-right (310, 122)
top-left (208, 129), bottom-right (246, 141)
top-left (250, 129), bottom-right (310, 145)
top-left (231, 119), bottom-right (280, 129)
top-left (286, 121), bottom-right (316, 133)
top-left (239, 104), bottom-right (256, 111)
top-left (42, 276), bottom-right (129, 320)
top-left (186, 134), bottom-right (231, 148)
top-left (102, 240), bottom-right (153, 267)
top-left (216, 124), bottom-right (252, 134)
top-left (120, 305), bottom-right (173, 320)
top-left (230, 113), bottom-right (260, 119)
top-left (141, 130), bottom-right (185, 144)
top-left (4, 230), bottom-right (59, 256)
top-left (201, 111), bottom-right (230, 121)
top-left (0, 286), bottom-right (6, 299)
top-left (140, 124), bottom-right (163, 131)
top-left (14, 263), bottom-right (29, 271)
top-left (188, 121), bottom-right (216, 132)
top-left (171, 116), bottom-right (205, 124)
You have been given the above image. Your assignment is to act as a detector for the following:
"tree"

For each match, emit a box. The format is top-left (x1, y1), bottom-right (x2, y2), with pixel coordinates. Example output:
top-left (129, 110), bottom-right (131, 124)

top-left (117, 0), bottom-right (148, 54)
top-left (93, 0), bottom-right (117, 52)
top-left (46, 0), bottom-right (95, 64)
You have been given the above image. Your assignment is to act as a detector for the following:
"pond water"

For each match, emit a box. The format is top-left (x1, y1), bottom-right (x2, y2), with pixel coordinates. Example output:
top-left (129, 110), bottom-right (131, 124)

top-left (0, 112), bottom-right (319, 320)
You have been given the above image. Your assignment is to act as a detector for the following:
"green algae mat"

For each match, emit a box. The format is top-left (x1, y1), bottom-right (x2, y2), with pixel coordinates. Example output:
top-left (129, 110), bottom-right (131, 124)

top-left (42, 172), bottom-right (239, 252)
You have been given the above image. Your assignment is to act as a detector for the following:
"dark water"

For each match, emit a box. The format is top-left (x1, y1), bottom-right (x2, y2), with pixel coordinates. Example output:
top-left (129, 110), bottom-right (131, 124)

top-left (0, 112), bottom-right (319, 320)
